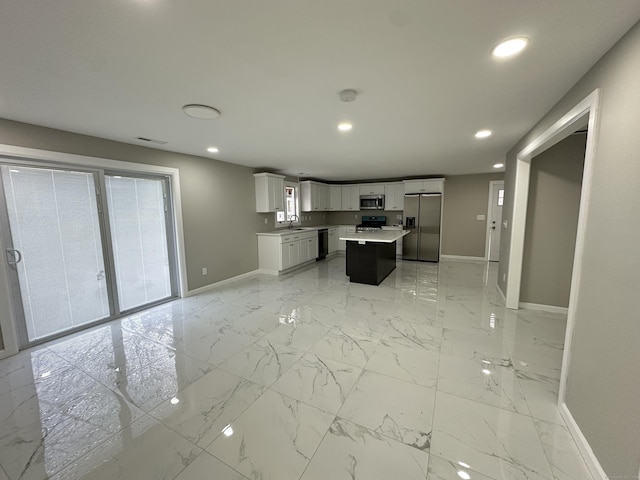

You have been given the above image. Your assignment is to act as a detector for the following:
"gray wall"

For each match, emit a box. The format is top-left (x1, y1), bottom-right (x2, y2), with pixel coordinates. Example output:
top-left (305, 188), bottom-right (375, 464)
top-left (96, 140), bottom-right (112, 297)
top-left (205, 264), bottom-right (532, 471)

top-left (498, 20), bottom-right (640, 478)
top-left (441, 173), bottom-right (504, 257)
top-left (0, 118), bottom-right (270, 291)
top-left (520, 134), bottom-right (585, 307)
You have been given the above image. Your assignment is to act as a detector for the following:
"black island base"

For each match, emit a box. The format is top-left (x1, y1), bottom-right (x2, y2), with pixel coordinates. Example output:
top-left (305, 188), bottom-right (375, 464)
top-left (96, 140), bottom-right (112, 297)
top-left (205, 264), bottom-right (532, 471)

top-left (345, 240), bottom-right (397, 285)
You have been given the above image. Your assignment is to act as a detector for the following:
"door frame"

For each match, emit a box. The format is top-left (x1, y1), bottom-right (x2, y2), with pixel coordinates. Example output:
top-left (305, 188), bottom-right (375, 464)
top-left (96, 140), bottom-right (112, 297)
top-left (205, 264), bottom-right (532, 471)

top-left (0, 144), bottom-right (187, 357)
top-left (485, 180), bottom-right (504, 261)
top-left (503, 89), bottom-right (605, 478)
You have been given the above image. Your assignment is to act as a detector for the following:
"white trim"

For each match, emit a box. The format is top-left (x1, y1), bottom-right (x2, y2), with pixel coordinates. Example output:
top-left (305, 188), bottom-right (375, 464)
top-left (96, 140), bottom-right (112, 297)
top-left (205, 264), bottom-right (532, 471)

top-left (518, 302), bottom-right (568, 315)
top-left (504, 90), bottom-right (602, 474)
top-left (440, 254), bottom-right (486, 262)
top-left (485, 180), bottom-right (504, 261)
top-left (186, 269), bottom-right (261, 297)
top-left (505, 89), bottom-right (599, 310)
top-left (496, 284), bottom-right (506, 305)
top-left (559, 402), bottom-right (609, 480)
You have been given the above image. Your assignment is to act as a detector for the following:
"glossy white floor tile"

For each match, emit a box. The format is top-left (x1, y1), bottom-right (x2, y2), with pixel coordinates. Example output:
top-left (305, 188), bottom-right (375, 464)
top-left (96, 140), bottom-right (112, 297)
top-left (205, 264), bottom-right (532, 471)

top-left (0, 257), bottom-right (595, 480)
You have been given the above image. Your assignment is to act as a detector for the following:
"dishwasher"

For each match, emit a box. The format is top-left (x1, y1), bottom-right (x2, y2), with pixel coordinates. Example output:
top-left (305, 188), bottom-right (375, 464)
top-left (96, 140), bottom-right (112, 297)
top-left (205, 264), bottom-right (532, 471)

top-left (317, 228), bottom-right (328, 260)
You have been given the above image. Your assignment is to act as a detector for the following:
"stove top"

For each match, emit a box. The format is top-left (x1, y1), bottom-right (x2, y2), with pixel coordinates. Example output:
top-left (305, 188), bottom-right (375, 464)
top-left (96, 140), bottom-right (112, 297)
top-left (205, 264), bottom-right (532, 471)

top-left (356, 215), bottom-right (387, 232)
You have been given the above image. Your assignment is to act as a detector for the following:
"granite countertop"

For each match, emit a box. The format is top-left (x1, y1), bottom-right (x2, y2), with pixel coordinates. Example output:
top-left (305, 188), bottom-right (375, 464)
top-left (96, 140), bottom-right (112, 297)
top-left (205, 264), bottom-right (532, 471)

top-left (339, 230), bottom-right (409, 243)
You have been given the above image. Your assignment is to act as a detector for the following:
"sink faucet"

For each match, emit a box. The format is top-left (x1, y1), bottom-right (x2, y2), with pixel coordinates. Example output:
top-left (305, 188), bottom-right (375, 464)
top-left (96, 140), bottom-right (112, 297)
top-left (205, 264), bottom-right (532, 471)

top-left (288, 214), bottom-right (300, 229)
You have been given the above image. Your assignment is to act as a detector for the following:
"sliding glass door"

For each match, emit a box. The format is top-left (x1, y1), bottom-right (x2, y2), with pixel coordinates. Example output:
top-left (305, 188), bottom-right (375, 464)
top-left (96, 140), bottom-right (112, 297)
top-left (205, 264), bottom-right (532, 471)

top-left (105, 174), bottom-right (173, 311)
top-left (0, 165), bottom-right (110, 342)
top-left (0, 163), bottom-right (178, 347)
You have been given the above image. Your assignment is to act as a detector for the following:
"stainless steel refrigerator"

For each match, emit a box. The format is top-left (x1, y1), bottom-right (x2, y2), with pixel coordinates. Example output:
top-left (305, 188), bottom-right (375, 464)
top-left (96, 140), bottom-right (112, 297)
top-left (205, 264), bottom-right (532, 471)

top-left (402, 193), bottom-right (441, 262)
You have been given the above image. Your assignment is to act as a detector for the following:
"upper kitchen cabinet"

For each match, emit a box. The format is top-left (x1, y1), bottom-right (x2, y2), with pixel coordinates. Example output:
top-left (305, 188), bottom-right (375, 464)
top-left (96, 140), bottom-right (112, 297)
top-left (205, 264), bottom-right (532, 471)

top-left (254, 173), bottom-right (285, 213)
top-left (359, 184), bottom-right (385, 196)
top-left (341, 185), bottom-right (360, 211)
top-left (300, 180), bottom-right (329, 212)
top-left (384, 183), bottom-right (405, 210)
top-left (403, 178), bottom-right (445, 194)
top-left (329, 185), bottom-right (342, 211)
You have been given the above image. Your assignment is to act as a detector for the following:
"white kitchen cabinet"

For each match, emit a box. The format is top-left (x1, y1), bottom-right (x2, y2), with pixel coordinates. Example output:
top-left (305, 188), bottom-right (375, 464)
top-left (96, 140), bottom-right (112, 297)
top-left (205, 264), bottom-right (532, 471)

top-left (337, 225), bottom-right (356, 251)
top-left (329, 186), bottom-right (342, 211)
top-left (359, 184), bottom-right (385, 196)
top-left (254, 173), bottom-right (285, 213)
top-left (341, 185), bottom-right (360, 211)
top-left (300, 235), bottom-right (318, 262)
top-left (258, 230), bottom-right (319, 273)
top-left (300, 181), bottom-right (330, 212)
top-left (384, 183), bottom-right (405, 211)
top-left (281, 240), bottom-right (300, 269)
top-left (403, 178), bottom-right (445, 194)
top-left (328, 227), bottom-right (338, 253)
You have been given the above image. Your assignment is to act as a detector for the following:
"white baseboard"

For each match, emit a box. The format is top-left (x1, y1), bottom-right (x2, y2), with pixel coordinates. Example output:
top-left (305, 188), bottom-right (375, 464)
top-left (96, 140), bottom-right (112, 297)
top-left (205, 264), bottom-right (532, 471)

top-left (186, 269), bottom-right (260, 296)
top-left (559, 402), bottom-right (609, 480)
top-left (496, 284), bottom-right (506, 305)
top-left (440, 254), bottom-right (487, 263)
top-left (519, 302), bottom-right (569, 314)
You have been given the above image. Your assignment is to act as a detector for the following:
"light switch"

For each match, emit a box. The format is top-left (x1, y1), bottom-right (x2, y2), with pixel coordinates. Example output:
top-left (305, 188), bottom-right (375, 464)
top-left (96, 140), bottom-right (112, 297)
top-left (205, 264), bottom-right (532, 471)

top-left (503, 220), bottom-right (508, 229)
top-left (476, 214), bottom-right (486, 221)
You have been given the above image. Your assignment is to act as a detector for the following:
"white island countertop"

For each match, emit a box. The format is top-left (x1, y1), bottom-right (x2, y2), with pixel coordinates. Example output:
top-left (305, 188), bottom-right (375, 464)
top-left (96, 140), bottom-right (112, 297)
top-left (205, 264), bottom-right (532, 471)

top-left (339, 230), bottom-right (409, 244)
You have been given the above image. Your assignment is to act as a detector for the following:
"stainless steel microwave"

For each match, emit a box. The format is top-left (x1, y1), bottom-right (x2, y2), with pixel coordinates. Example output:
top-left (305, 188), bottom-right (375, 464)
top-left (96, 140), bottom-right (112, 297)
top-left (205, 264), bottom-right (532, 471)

top-left (360, 194), bottom-right (385, 210)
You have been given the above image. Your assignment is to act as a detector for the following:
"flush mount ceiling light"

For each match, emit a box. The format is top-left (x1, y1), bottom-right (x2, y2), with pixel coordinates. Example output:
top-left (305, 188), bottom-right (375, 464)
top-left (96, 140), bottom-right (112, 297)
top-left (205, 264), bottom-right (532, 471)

top-left (338, 122), bottom-right (353, 132)
top-left (493, 163), bottom-right (504, 169)
top-left (492, 36), bottom-right (529, 58)
top-left (182, 104), bottom-right (221, 119)
top-left (207, 146), bottom-right (219, 153)
top-left (475, 129), bottom-right (492, 139)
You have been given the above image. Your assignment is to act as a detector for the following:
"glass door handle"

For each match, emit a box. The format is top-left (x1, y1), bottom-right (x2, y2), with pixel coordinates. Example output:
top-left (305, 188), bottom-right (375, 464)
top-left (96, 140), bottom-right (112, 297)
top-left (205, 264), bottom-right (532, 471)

top-left (6, 249), bottom-right (22, 265)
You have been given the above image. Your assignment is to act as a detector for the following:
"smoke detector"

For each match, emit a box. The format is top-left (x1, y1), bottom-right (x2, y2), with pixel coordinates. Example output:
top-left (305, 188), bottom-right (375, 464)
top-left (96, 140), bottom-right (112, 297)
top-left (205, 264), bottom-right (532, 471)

top-left (339, 89), bottom-right (357, 102)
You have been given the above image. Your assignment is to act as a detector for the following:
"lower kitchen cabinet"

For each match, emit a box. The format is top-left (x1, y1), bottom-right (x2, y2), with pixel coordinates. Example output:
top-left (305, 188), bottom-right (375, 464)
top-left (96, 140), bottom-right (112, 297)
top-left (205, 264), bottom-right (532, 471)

top-left (258, 230), bottom-right (319, 274)
top-left (328, 227), bottom-right (339, 253)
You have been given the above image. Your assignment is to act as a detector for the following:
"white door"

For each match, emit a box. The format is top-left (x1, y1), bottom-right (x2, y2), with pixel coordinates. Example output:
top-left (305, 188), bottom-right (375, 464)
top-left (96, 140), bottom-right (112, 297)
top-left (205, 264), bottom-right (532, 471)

top-left (487, 181), bottom-right (504, 261)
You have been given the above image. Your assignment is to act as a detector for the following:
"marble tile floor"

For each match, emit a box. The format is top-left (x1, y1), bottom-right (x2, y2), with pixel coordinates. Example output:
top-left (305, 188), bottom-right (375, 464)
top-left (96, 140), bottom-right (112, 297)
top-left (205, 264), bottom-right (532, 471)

top-left (0, 257), bottom-right (595, 480)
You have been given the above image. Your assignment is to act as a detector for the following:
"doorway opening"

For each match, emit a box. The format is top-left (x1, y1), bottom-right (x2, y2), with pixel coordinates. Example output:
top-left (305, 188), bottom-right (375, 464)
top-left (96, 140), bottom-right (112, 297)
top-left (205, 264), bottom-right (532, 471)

top-left (503, 89), bottom-right (601, 475)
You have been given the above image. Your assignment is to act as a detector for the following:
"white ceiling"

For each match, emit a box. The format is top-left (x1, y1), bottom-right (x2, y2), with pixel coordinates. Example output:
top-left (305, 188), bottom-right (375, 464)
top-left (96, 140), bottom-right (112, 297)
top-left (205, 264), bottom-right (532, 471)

top-left (1, 1), bottom-right (639, 181)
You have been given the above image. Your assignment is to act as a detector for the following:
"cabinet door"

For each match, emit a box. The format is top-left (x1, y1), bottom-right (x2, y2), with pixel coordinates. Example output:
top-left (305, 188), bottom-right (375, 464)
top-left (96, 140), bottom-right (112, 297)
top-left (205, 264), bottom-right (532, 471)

top-left (308, 237), bottom-right (318, 259)
top-left (320, 185), bottom-right (330, 211)
top-left (349, 186), bottom-right (360, 211)
top-left (384, 183), bottom-right (405, 211)
top-left (328, 228), bottom-right (338, 253)
top-left (359, 184), bottom-right (385, 195)
top-left (341, 187), bottom-right (351, 211)
top-left (329, 186), bottom-right (342, 211)
top-left (280, 242), bottom-right (292, 269)
top-left (271, 176), bottom-right (285, 212)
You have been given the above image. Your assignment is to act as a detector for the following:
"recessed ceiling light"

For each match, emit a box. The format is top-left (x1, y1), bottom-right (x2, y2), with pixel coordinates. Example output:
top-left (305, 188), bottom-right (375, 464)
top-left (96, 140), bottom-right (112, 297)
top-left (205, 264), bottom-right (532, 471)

top-left (492, 36), bottom-right (529, 58)
top-left (457, 471), bottom-right (471, 480)
top-left (338, 122), bottom-right (353, 132)
top-left (493, 163), bottom-right (504, 169)
top-left (207, 147), bottom-right (219, 153)
top-left (475, 130), bottom-right (492, 139)
top-left (182, 104), bottom-right (221, 120)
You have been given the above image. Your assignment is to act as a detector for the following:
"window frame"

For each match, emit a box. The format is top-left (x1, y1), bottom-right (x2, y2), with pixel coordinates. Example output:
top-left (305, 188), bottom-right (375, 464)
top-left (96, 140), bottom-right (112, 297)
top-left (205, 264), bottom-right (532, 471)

top-left (276, 181), bottom-right (301, 227)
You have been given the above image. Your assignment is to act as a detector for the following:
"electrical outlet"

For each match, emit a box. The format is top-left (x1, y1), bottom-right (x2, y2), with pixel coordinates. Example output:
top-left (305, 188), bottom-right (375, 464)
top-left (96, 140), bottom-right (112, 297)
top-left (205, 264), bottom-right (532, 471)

top-left (202, 267), bottom-right (207, 276)
top-left (396, 214), bottom-right (402, 220)
top-left (264, 218), bottom-right (268, 224)
top-left (503, 273), bottom-right (506, 282)
top-left (354, 214), bottom-right (358, 219)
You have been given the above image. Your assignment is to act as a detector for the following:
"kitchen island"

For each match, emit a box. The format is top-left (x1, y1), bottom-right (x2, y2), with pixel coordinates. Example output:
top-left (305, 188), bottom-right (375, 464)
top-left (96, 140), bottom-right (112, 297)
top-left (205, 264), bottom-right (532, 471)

top-left (339, 230), bottom-right (409, 285)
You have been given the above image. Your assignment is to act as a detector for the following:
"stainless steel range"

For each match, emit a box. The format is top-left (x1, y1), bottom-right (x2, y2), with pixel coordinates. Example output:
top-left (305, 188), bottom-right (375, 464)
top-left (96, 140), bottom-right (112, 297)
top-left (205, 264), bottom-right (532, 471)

top-left (356, 215), bottom-right (387, 232)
